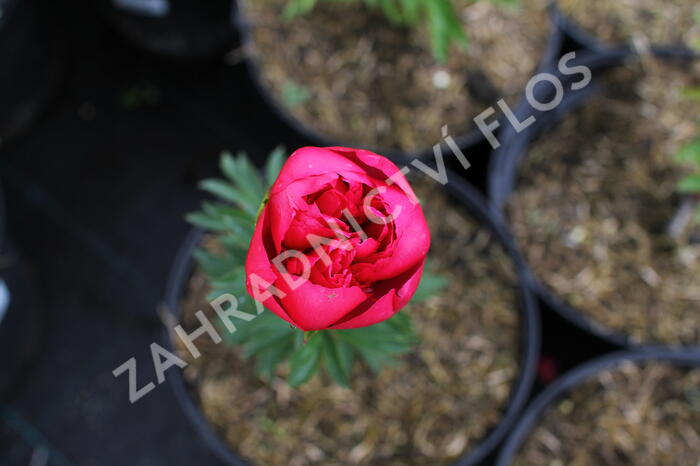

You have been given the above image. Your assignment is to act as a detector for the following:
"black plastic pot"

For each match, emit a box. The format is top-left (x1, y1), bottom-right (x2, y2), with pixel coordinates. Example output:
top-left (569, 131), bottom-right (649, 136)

top-left (495, 349), bottom-right (700, 466)
top-left (234, 0), bottom-right (564, 188)
top-left (95, 0), bottom-right (239, 61)
top-left (0, 0), bottom-right (64, 149)
top-left (162, 167), bottom-right (541, 466)
top-left (0, 183), bottom-right (44, 402)
top-left (551, 0), bottom-right (700, 60)
top-left (488, 46), bottom-right (700, 351)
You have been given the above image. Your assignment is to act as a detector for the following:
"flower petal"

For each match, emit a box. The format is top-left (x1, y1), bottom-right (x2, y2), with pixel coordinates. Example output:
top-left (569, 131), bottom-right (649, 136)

top-left (330, 262), bottom-right (424, 329)
top-left (245, 208), bottom-right (296, 325)
top-left (352, 201), bottom-right (430, 282)
top-left (274, 273), bottom-right (368, 331)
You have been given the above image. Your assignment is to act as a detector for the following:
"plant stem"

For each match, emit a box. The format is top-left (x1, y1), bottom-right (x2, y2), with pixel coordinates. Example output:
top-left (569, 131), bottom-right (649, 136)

top-left (303, 330), bottom-right (319, 345)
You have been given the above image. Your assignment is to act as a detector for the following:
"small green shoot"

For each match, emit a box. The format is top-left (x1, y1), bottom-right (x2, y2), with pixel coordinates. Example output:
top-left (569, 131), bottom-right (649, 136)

top-left (282, 0), bottom-right (518, 63)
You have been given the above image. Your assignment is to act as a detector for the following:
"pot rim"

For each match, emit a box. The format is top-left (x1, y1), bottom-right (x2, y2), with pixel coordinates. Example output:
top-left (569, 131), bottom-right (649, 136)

top-left (550, 0), bottom-right (700, 60)
top-left (495, 348), bottom-right (700, 466)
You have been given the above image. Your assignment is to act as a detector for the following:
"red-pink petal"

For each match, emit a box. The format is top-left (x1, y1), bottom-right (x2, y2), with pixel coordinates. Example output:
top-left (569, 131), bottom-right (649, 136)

top-left (245, 208), bottom-right (296, 325)
top-left (274, 274), bottom-right (368, 331)
top-left (330, 263), bottom-right (425, 329)
top-left (352, 203), bottom-right (430, 282)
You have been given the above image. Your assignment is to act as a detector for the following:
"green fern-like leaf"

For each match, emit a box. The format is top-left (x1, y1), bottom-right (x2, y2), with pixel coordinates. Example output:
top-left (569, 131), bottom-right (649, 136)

top-left (411, 263), bottom-right (448, 302)
top-left (676, 139), bottom-right (700, 166)
top-left (678, 174), bottom-right (700, 194)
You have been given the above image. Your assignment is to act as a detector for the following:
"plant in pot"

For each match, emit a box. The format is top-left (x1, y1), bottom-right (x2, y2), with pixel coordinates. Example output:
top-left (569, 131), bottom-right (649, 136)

top-left (493, 57), bottom-right (700, 349)
top-left (236, 0), bottom-right (556, 159)
top-left (496, 350), bottom-right (700, 465)
top-left (164, 146), bottom-right (539, 465)
top-left (554, 0), bottom-right (700, 53)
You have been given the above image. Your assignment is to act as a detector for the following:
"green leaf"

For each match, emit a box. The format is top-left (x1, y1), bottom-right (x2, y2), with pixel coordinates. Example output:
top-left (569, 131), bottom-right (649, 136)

top-left (676, 139), bottom-right (700, 166)
top-left (283, 0), bottom-right (317, 20)
top-left (222, 309), bottom-right (287, 345)
top-left (377, 0), bottom-right (405, 24)
top-left (682, 87), bottom-right (700, 101)
top-left (355, 346), bottom-right (401, 372)
top-left (192, 248), bottom-right (235, 277)
top-left (196, 183), bottom-right (256, 218)
top-left (336, 323), bottom-right (415, 353)
top-left (400, 0), bottom-right (422, 23)
top-left (220, 152), bottom-right (266, 208)
top-left (255, 340), bottom-right (294, 379)
top-left (199, 179), bottom-right (246, 206)
top-left (334, 311), bottom-right (417, 372)
top-left (281, 81), bottom-right (312, 109)
top-left (678, 174), bottom-right (700, 193)
top-left (288, 334), bottom-right (323, 386)
top-left (201, 203), bottom-right (255, 234)
top-left (423, 0), bottom-right (468, 63)
top-left (411, 268), bottom-right (448, 303)
top-left (321, 333), bottom-right (354, 386)
top-left (218, 233), bottom-right (252, 254)
top-left (265, 146), bottom-right (287, 187)
top-left (185, 211), bottom-right (230, 232)
top-left (210, 266), bottom-right (247, 292)
top-left (385, 310), bottom-right (413, 334)
top-left (244, 325), bottom-right (296, 358)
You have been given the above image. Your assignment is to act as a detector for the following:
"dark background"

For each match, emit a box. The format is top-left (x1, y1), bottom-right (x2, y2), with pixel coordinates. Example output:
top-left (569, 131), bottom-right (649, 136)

top-left (0, 0), bottom-right (614, 464)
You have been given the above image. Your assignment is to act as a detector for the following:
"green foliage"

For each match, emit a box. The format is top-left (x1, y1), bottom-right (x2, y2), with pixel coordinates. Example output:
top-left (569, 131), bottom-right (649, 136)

top-left (282, 0), bottom-right (515, 63)
top-left (676, 139), bottom-right (700, 166)
top-left (186, 150), bottom-right (275, 305)
top-left (678, 174), bottom-right (700, 194)
top-left (188, 149), bottom-right (447, 388)
top-left (681, 87), bottom-right (700, 102)
top-left (674, 90), bottom-right (700, 220)
top-left (332, 311), bottom-right (418, 375)
top-left (281, 80), bottom-right (312, 109)
top-left (411, 261), bottom-right (447, 302)
top-left (676, 150), bottom-right (700, 220)
top-left (222, 303), bottom-right (422, 387)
